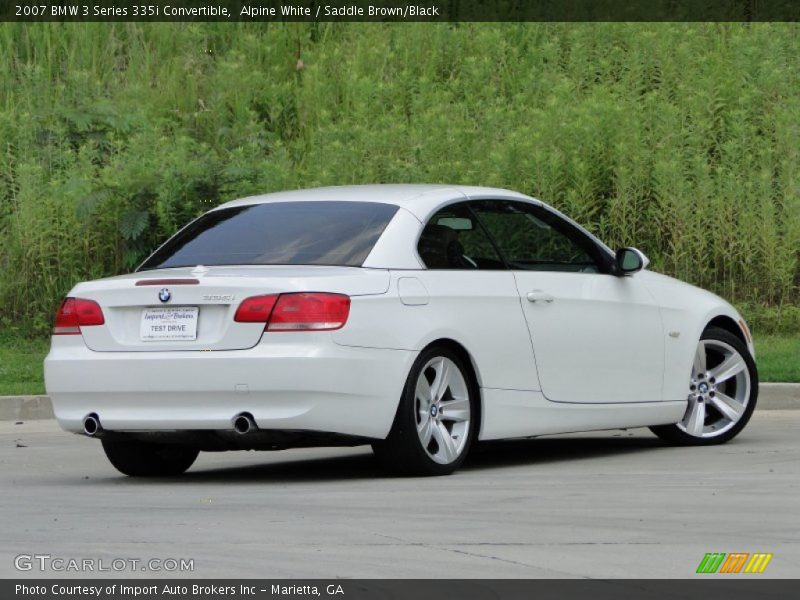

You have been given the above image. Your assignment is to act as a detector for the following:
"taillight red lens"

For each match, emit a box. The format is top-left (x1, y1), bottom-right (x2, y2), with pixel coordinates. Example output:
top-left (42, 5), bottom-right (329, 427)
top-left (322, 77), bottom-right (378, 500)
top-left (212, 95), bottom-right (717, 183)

top-left (235, 293), bottom-right (350, 331)
top-left (54, 298), bottom-right (80, 335)
top-left (75, 298), bottom-right (105, 326)
top-left (268, 293), bottom-right (350, 331)
top-left (54, 298), bottom-right (104, 335)
top-left (234, 294), bottom-right (279, 323)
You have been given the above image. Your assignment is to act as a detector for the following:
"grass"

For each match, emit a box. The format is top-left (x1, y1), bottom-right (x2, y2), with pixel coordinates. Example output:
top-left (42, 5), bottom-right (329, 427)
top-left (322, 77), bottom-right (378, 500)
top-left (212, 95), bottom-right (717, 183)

top-left (0, 332), bottom-right (796, 397)
top-left (756, 335), bottom-right (800, 383)
top-left (0, 334), bottom-right (49, 396)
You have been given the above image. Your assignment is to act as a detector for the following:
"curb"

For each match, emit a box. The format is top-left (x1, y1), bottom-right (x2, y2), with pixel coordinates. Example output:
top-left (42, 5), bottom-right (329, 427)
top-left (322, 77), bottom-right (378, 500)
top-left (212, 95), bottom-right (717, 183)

top-left (758, 382), bottom-right (800, 410)
top-left (1, 383), bottom-right (799, 421)
top-left (0, 395), bottom-right (53, 421)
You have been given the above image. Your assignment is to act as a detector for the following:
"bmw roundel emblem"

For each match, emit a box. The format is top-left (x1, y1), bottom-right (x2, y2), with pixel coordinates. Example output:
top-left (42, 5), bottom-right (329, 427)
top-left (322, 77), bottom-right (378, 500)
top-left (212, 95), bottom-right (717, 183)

top-left (158, 288), bottom-right (171, 303)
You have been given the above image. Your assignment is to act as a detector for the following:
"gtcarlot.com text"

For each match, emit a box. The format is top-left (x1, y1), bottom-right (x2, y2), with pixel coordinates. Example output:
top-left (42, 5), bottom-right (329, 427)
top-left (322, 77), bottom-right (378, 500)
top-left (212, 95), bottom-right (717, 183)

top-left (14, 554), bottom-right (194, 573)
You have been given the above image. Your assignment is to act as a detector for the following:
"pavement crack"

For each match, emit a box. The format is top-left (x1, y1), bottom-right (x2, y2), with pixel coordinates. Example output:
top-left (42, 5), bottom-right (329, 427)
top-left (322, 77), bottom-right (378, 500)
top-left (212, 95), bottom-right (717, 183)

top-left (371, 532), bottom-right (578, 576)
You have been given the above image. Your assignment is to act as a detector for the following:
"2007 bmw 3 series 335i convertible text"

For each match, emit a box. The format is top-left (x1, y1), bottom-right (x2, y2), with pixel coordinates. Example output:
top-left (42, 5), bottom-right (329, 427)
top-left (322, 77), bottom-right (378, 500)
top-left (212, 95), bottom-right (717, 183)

top-left (44, 185), bottom-right (758, 477)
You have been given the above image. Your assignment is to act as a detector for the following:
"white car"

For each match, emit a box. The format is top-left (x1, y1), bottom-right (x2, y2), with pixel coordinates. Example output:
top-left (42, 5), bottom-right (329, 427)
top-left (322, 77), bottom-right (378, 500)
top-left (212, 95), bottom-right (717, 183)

top-left (44, 185), bottom-right (758, 476)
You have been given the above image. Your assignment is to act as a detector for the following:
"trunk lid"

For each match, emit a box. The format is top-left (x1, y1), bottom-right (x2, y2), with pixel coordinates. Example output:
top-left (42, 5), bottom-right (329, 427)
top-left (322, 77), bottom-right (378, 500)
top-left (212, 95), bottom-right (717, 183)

top-left (70, 265), bottom-right (390, 352)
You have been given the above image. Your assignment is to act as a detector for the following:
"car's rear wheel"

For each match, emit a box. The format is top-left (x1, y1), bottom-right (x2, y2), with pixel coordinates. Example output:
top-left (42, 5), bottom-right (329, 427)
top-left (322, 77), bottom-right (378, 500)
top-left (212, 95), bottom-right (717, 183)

top-left (101, 440), bottom-right (199, 477)
top-left (650, 327), bottom-right (757, 445)
top-left (373, 346), bottom-right (478, 476)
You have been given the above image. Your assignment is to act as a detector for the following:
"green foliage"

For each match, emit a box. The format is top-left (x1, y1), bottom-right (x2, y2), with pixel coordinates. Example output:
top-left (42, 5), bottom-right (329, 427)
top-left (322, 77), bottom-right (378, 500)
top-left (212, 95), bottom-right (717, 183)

top-left (0, 23), bottom-right (799, 334)
top-left (741, 304), bottom-right (800, 336)
top-left (754, 335), bottom-right (800, 383)
top-left (0, 332), bottom-right (49, 395)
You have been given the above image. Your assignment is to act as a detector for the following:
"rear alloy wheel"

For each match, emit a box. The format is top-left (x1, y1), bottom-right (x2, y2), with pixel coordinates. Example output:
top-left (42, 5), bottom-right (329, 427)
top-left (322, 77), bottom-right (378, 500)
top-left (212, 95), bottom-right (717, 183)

top-left (102, 440), bottom-right (199, 477)
top-left (373, 347), bottom-right (478, 475)
top-left (650, 327), bottom-right (758, 445)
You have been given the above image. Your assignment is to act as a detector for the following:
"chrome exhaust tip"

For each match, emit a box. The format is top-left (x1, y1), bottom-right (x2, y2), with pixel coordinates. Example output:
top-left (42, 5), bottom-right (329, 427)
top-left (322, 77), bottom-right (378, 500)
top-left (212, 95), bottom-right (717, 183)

top-left (83, 413), bottom-right (101, 437)
top-left (232, 412), bottom-right (257, 435)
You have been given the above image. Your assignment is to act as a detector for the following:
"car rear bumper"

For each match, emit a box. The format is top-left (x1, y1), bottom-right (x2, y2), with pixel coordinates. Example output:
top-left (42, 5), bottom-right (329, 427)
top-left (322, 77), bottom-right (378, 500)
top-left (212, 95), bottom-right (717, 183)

top-left (44, 335), bottom-right (414, 440)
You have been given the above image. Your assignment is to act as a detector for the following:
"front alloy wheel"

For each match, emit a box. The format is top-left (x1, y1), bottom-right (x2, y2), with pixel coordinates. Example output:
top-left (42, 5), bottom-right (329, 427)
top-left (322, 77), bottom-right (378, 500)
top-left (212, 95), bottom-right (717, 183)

top-left (650, 326), bottom-right (758, 445)
top-left (374, 347), bottom-right (478, 475)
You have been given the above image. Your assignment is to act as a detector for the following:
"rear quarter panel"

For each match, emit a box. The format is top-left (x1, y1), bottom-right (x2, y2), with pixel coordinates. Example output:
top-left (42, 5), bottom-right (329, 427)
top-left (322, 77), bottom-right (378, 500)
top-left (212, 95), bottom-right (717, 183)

top-left (333, 270), bottom-right (541, 392)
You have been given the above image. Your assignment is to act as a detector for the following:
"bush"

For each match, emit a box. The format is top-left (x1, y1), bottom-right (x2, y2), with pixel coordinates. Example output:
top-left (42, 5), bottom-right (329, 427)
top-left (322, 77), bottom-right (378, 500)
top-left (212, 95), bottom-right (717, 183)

top-left (742, 304), bottom-right (800, 336)
top-left (0, 23), bottom-right (798, 335)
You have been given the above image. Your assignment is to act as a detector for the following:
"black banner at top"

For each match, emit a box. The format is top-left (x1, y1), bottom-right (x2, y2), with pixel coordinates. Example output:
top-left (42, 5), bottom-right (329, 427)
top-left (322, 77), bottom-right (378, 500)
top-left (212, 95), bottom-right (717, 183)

top-left (2, 0), bottom-right (800, 22)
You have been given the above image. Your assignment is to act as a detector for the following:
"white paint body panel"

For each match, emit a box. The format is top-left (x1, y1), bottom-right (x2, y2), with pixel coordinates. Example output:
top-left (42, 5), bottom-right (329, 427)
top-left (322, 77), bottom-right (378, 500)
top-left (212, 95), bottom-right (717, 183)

top-left (479, 389), bottom-right (685, 440)
top-left (333, 271), bottom-right (540, 392)
top-left (45, 185), bottom-right (754, 442)
top-left (637, 270), bottom-right (755, 401)
top-left (76, 265), bottom-right (390, 352)
top-left (513, 271), bottom-right (664, 403)
top-left (46, 334), bottom-right (414, 438)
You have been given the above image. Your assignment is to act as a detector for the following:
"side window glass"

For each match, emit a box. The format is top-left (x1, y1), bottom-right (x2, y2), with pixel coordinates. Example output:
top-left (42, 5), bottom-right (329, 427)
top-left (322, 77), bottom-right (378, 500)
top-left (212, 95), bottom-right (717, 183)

top-left (471, 201), bottom-right (601, 273)
top-left (418, 204), bottom-right (505, 270)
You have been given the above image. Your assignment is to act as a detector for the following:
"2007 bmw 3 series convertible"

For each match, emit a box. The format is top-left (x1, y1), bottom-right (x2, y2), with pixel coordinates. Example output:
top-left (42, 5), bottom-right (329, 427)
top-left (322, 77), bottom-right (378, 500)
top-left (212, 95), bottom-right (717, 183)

top-left (44, 185), bottom-right (758, 476)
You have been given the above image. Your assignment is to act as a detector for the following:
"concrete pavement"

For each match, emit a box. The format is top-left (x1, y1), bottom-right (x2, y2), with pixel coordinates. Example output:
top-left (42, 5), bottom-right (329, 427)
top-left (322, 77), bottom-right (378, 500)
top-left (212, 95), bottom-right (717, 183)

top-left (1, 411), bottom-right (798, 579)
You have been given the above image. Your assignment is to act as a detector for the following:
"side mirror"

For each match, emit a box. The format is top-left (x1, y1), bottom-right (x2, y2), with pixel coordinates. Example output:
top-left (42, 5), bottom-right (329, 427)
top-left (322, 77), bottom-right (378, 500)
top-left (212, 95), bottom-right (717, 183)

top-left (615, 247), bottom-right (649, 275)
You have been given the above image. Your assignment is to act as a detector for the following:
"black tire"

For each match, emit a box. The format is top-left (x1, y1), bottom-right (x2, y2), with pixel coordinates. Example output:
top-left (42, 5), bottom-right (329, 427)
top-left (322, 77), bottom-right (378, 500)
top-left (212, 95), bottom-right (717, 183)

top-left (650, 326), bottom-right (758, 446)
top-left (373, 346), bottom-right (479, 476)
top-left (101, 439), bottom-right (199, 477)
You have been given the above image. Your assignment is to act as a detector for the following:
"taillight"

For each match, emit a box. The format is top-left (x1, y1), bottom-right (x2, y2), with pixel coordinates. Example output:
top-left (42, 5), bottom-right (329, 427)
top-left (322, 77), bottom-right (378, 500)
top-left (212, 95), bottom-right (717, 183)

top-left (234, 294), bottom-right (279, 323)
top-left (234, 292), bottom-right (350, 332)
top-left (269, 293), bottom-right (350, 331)
top-left (53, 298), bottom-right (105, 335)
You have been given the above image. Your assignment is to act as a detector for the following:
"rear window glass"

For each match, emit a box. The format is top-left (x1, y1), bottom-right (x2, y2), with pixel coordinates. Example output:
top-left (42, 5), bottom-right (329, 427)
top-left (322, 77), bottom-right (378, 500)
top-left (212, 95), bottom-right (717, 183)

top-left (138, 201), bottom-right (399, 270)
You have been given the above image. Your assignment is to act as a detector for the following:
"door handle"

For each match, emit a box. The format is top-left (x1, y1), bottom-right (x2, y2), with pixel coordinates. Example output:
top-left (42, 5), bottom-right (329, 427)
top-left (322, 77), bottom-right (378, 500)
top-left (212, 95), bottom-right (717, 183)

top-left (527, 290), bottom-right (554, 303)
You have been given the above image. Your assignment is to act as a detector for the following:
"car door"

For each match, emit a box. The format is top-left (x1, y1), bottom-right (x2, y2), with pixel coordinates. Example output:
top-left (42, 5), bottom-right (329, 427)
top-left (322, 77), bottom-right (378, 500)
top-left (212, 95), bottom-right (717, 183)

top-left (470, 200), bottom-right (665, 404)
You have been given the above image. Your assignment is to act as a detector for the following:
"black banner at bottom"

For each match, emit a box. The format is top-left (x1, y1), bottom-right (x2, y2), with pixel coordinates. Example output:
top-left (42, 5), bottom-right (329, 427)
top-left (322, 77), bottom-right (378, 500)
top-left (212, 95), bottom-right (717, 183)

top-left (5, 580), bottom-right (798, 600)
